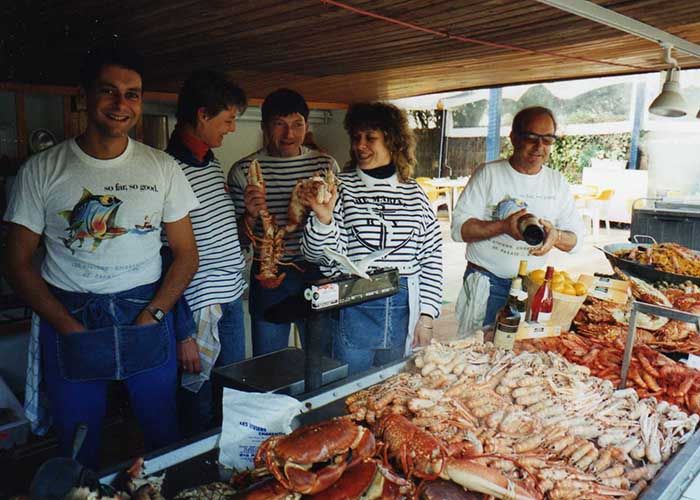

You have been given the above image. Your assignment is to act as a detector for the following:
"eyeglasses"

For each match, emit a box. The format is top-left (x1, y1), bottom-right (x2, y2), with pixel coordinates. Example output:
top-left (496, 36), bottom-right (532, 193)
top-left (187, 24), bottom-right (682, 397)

top-left (519, 132), bottom-right (558, 145)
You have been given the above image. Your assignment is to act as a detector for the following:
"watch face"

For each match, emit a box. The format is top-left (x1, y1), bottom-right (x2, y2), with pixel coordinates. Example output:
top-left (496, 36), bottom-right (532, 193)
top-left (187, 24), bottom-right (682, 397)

top-left (148, 307), bottom-right (165, 321)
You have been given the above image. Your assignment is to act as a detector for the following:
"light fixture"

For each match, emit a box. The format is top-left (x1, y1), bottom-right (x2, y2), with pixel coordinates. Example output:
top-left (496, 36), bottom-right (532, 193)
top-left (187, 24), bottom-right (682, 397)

top-left (649, 44), bottom-right (687, 118)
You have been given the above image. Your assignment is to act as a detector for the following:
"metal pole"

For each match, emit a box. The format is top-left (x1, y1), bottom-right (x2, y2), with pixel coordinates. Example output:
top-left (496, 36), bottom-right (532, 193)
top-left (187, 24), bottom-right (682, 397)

top-left (619, 300), bottom-right (700, 389)
top-left (619, 304), bottom-right (638, 389)
top-left (304, 315), bottom-right (324, 393)
top-left (437, 108), bottom-right (447, 177)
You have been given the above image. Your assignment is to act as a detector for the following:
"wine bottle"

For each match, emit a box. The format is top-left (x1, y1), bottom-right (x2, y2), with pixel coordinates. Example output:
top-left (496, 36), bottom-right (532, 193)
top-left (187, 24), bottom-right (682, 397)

top-left (518, 213), bottom-right (545, 246)
top-left (530, 266), bottom-right (554, 323)
top-left (494, 315), bottom-right (520, 350)
top-left (517, 260), bottom-right (528, 293)
top-left (493, 279), bottom-right (525, 349)
top-left (511, 278), bottom-right (527, 323)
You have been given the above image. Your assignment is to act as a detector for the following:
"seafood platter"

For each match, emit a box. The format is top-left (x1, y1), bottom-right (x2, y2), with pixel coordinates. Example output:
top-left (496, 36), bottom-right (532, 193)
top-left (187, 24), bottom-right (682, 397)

top-left (571, 270), bottom-right (700, 355)
top-left (599, 242), bottom-right (700, 287)
top-left (89, 334), bottom-right (700, 500)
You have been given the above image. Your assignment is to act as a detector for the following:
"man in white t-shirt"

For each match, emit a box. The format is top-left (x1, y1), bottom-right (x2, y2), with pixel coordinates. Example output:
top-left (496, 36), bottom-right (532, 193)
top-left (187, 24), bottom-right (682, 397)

top-left (4, 47), bottom-right (199, 469)
top-left (451, 107), bottom-right (584, 327)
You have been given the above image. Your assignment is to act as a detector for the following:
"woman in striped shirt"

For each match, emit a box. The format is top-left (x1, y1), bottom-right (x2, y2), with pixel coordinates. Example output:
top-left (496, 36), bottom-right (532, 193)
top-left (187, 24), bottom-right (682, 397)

top-left (301, 102), bottom-right (443, 375)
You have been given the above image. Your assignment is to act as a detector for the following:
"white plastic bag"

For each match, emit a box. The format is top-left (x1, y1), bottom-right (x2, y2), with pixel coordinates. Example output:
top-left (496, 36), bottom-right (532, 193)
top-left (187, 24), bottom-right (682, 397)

top-left (218, 388), bottom-right (304, 471)
top-left (455, 271), bottom-right (490, 336)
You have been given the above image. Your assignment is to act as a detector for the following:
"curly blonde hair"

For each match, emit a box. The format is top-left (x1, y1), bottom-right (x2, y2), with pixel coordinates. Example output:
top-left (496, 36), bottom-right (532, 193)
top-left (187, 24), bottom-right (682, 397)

top-left (343, 102), bottom-right (416, 182)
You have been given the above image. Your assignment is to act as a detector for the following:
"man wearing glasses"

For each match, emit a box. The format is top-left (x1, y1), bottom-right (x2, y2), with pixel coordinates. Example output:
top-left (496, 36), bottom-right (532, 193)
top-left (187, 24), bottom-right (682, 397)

top-left (451, 106), bottom-right (584, 327)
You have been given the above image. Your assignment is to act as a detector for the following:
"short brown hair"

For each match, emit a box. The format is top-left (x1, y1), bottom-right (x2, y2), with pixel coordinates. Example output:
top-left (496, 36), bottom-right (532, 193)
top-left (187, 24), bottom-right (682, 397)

top-left (176, 70), bottom-right (247, 127)
top-left (344, 102), bottom-right (416, 182)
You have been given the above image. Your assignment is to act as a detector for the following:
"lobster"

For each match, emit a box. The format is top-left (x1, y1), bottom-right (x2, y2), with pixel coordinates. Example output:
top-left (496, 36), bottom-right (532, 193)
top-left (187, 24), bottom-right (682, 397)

top-left (244, 161), bottom-right (336, 289)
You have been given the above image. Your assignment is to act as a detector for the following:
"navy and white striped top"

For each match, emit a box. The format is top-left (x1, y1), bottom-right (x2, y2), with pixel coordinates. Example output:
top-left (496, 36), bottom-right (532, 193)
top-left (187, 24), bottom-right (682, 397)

top-left (301, 168), bottom-right (443, 318)
top-left (228, 147), bottom-right (339, 262)
top-left (167, 137), bottom-right (246, 311)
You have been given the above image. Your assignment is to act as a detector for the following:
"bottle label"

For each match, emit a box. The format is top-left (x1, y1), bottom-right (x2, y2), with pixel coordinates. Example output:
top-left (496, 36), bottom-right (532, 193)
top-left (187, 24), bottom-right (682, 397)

top-left (494, 327), bottom-right (516, 349)
top-left (537, 312), bottom-right (552, 323)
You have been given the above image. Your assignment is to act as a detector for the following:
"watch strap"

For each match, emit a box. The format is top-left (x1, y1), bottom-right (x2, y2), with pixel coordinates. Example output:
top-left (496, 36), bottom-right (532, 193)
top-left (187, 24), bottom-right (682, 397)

top-left (145, 305), bottom-right (165, 322)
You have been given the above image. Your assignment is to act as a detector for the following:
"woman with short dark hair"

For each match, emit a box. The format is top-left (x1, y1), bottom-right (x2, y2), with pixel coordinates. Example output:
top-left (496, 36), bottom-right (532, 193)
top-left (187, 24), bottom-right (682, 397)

top-left (301, 102), bottom-right (443, 374)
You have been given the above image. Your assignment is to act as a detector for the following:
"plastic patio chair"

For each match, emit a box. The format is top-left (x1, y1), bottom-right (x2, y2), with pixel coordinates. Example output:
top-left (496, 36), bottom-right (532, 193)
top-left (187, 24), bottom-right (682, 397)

top-left (416, 177), bottom-right (451, 220)
top-left (585, 188), bottom-right (615, 235)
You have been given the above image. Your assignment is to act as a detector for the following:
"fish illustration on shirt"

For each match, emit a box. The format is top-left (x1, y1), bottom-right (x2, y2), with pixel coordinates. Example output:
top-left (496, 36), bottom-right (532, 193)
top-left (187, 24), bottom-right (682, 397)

top-left (58, 188), bottom-right (127, 253)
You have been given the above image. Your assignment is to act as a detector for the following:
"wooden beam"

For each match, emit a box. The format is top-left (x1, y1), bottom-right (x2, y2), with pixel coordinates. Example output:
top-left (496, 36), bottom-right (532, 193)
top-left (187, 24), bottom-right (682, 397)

top-left (0, 82), bottom-right (347, 110)
top-left (15, 92), bottom-right (27, 160)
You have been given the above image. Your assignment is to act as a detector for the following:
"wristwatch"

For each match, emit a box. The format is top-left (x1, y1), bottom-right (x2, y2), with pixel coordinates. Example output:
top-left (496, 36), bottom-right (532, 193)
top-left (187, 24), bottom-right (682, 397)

top-left (145, 305), bottom-right (165, 322)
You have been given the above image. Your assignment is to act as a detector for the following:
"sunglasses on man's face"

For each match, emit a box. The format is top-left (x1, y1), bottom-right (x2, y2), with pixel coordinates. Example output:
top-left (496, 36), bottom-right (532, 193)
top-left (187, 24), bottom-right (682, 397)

top-left (519, 132), bottom-right (558, 145)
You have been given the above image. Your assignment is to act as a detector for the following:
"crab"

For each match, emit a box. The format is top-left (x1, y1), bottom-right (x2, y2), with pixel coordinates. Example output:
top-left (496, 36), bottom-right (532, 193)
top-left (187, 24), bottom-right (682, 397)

top-left (307, 458), bottom-right (413, 500)
top-left (254, 417), bottom-right (376, 495)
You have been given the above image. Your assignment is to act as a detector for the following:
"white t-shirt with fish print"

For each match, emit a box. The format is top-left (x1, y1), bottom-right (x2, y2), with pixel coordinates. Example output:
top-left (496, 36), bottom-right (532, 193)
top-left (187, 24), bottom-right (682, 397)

top-left (5, 138), bottom-right (199, 293)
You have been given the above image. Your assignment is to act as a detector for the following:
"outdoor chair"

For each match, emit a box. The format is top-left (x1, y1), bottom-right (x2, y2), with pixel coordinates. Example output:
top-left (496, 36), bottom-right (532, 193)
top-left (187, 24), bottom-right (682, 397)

top-left (416, 177), bottom-right (451, 221)
top-left (587, 189), bottom-right (615, 235)
top-left (580, 188), bottom-right (615, 240)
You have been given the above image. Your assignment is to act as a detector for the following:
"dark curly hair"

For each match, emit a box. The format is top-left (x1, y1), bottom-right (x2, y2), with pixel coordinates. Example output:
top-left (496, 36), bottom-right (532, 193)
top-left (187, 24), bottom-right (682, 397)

top-left (344, 102), bottom-right (416, 182)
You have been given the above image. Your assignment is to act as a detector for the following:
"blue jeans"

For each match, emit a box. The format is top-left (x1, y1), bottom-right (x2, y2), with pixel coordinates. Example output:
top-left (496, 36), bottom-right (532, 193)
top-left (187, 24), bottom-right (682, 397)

top-left (249, 262), bottom-right (322, 356)
top-left (40, 282), bottom-right (181, 470)
top-left (465, 266), bottom-right (512, 327)
top-left (333, 279), bottom-right (409, 375)
top-left (178, 298), bottom-right (245, 437)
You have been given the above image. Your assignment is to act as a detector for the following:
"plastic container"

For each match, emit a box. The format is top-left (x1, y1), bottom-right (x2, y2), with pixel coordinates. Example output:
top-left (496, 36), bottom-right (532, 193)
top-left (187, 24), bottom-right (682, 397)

top-left (0, 375), bottom-right (29, 449)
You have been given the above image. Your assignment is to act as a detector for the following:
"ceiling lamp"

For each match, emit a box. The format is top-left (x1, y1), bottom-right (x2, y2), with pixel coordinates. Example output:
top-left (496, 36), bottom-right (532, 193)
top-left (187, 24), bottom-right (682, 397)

top-left (649, 44), bottom-right (687, 118)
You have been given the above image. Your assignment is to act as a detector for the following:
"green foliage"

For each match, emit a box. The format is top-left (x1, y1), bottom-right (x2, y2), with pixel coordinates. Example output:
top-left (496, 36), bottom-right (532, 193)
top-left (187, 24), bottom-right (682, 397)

top-left (500, 133), bottom-right (631, 183)
top-left (408, 110), bottom-right (439, 129)
top-left (452, 100), bottom-right (489, 128)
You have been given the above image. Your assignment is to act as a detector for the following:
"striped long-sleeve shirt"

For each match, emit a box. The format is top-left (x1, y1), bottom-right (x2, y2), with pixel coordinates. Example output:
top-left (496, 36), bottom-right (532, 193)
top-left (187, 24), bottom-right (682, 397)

top-left (166, 137), bottom-right (246, 311)
top-left (228, 147), bottom-right (339, 262)
top-left (301, 168), bottom-right (443, 318)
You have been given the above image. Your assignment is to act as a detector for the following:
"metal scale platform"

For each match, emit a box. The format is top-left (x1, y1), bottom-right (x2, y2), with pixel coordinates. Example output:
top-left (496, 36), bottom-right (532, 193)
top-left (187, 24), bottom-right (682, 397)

top-left (213, 268), bottom-right (401, 397)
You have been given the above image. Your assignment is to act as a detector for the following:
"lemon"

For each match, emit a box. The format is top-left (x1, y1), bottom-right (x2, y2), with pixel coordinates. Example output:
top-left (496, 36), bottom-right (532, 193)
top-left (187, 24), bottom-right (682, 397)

top-left (529, 269), bottom-right (545, 281)
top-left (563, 283), bottom-right (577, 296)
top-left (560, 271), bottom-right (572, 281)
top-left (552, 274), bottom-right (565, 286)
top-left (552, 282), bottom-right (566, 294)
top-left (529, 270), bottom-right (545, 285)
top-left (573, 282), bottom-right (587, 296)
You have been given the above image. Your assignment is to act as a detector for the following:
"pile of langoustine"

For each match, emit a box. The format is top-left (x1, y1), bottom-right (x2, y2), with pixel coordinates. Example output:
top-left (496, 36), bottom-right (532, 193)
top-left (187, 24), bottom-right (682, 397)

top-left (518, 332), bottom-right (700, 415)
top-left (572, 271), bottom-right (700, 354)
top-left (341, 338), bottom-right (697, 499)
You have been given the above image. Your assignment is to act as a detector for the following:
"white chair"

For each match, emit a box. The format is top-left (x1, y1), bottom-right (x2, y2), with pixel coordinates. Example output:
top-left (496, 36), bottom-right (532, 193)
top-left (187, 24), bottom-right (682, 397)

top-left (585, 189), bottom-right (615, 236)
top-left (580, 205), bottom-right (601, 240)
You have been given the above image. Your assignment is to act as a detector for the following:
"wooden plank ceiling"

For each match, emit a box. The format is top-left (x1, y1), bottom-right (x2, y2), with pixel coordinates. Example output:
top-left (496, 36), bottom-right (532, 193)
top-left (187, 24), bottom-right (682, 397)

top-left (3, 0), bottom-right (700, 104)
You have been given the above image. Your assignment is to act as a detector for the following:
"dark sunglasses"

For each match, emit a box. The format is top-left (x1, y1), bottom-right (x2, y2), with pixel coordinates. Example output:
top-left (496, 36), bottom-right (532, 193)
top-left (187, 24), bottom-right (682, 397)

top-left (519, 132), bottom-right (558, 145)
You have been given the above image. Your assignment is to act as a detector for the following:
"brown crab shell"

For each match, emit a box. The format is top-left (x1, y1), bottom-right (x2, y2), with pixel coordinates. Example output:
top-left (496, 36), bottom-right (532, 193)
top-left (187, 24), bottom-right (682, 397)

top-left (273, 418), bottom-right (374, 464)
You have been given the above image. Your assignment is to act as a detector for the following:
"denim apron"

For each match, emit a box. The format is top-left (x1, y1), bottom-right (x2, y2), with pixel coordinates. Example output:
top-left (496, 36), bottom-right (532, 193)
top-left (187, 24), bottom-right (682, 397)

top-left (39, 281), bottom-right (189, 468)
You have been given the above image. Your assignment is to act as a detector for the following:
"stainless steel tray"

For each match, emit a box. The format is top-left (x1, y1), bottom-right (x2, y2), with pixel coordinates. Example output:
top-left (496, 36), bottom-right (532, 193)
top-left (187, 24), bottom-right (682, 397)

top-left (99, 359), bottom-right (700, 500)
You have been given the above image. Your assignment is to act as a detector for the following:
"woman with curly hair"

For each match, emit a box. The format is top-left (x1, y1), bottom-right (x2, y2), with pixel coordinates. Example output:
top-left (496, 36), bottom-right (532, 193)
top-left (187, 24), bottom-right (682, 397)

top-left (301, 102), bottom-right (443, 374)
